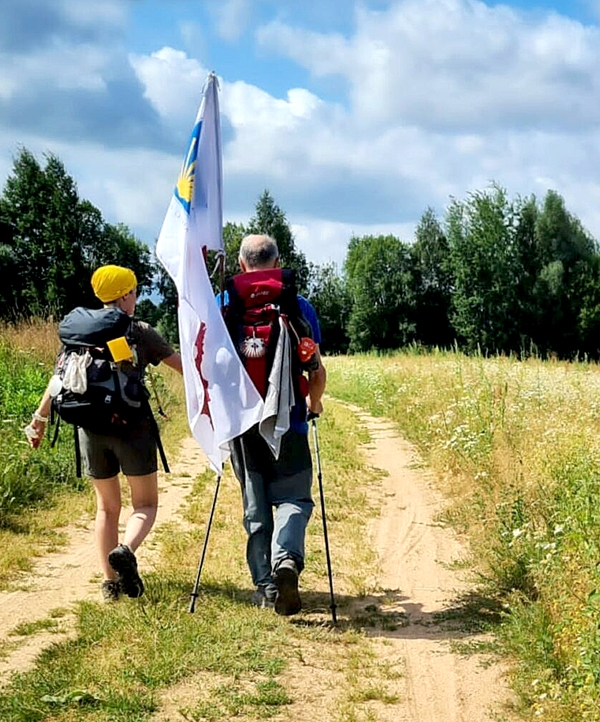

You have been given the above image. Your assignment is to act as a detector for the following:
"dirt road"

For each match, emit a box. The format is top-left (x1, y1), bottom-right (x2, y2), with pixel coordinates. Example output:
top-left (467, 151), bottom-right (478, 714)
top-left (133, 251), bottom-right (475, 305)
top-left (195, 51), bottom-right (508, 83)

top-left (354, 408), bottom-right (515, 721)
top-left (0, 409), bottom-right (515, 720)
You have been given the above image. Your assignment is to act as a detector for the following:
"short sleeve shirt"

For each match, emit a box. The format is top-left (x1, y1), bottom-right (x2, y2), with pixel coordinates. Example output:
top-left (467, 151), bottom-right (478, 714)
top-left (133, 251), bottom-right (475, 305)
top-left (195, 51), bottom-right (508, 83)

top-left (297, 296), bottom-right (321, 344)
top-left (128, 320), bottom-right (175, 374)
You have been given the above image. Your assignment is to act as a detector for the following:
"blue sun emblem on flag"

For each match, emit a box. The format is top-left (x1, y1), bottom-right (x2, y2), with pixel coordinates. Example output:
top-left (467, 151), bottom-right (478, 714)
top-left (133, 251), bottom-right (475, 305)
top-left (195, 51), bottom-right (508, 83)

top-left (175, 120), bottom-right (202, 213)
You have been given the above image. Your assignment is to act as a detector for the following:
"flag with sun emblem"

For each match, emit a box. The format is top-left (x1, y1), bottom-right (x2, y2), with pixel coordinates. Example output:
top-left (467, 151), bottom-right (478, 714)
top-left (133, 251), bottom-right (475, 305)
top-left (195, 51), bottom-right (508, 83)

top-left (156, 72), bottom-right (263, 472)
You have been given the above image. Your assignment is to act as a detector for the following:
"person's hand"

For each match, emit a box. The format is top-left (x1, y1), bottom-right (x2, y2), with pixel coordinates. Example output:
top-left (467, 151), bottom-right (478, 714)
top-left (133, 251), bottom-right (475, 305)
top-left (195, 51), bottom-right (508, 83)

top-left (25, 414), bottom-right (48, 449)
top-left (308, 398), bottom-right (323, 416)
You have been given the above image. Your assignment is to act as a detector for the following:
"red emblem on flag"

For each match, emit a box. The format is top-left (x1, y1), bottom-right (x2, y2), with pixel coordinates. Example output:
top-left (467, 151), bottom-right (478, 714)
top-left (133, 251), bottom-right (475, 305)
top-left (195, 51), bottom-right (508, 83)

top-left (194, 322), bottom-right (213, 428)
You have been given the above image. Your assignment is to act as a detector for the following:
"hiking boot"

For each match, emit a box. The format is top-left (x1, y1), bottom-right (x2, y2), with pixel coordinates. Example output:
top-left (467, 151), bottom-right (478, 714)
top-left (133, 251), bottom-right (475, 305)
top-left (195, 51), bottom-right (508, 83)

top-left (101, 579), bottom-right (121, 603)
top-left (251, 584), bottom-right (276, 610)
top-left (274, 558), bottom-right (302, 616)
top-left (107, 544), bottom-right (144, 598)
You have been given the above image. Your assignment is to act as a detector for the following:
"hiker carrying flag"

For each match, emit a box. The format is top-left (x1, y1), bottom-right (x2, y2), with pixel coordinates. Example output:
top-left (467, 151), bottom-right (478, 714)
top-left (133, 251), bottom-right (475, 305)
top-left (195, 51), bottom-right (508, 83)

top-left (27, 265), bottom-right (183, 603)
top-left (224, 234), bottom-right (327, 615)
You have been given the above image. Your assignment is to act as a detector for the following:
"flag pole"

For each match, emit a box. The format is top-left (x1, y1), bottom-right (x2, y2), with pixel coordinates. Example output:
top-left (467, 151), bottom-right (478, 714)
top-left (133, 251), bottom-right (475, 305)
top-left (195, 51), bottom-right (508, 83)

top-left (156, 70), bottom-right (263, 606)
top-left (219, 252), bottom-right (226, 315)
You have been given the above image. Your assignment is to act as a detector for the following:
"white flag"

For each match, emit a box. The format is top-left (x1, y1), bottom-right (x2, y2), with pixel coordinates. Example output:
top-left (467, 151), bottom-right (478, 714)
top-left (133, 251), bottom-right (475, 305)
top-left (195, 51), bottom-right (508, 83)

top-left (156, 73), bottom-right (263, 472)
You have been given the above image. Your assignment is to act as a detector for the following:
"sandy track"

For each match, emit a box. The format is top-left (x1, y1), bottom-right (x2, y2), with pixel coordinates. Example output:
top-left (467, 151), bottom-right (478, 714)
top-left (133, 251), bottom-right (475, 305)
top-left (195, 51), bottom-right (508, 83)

top-left (353, 407), bottom-right (515, 721)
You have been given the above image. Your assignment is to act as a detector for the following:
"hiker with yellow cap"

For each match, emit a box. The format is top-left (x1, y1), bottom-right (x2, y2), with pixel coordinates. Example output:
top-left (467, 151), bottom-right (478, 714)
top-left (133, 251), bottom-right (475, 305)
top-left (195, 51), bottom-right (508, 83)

top-left (28, 265), bottom-right (183, 603)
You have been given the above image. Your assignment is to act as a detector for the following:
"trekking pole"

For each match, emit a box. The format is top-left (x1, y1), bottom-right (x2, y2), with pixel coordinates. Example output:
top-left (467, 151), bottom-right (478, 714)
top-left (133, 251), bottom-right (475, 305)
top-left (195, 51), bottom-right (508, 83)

top-left (189, 472), bottom-right (221, 613)
top-left (146, 366), bottom-right (168, 419)
top-left (308, 413), bottom-right (337, 625)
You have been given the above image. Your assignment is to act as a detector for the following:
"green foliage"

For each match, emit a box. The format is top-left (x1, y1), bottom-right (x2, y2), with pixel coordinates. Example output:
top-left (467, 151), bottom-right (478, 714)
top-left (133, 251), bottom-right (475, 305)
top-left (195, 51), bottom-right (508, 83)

top-left (222, 220), bottom-right (246, 278)
top-left (442, 185), bottom-right (600, 358)
top-left (7, 145), bottom-right (600, 362)
top-left (412, 208), bottom-right (454, 348)
top-left (246, 190), bottom-right (309, 293)
top-left (134, 299), bottom-right (160, 327)
top-left (344, 234), bottom-right (417, 352)
top-left (0, 341), bottom-right (83, 527)
top-left (0, 148), bottom-right (154, 320)
top-left (446, 185), bottom-right (526, 353)
top-left (152, 256), bottom-right (179, 346)
top-left (306, 262), bottom-right (350, 354)
top-left (531, 191), bottom-right (600, 358)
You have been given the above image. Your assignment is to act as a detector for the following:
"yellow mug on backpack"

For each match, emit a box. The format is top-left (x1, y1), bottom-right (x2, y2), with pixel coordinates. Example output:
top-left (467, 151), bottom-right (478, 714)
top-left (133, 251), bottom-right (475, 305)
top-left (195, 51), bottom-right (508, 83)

top-left (107, 336), bottom-right (134, 363)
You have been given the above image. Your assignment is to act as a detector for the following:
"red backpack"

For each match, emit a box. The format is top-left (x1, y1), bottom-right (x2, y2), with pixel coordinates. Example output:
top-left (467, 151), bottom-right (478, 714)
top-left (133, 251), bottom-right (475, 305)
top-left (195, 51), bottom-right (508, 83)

top-left (224, 269), bottom-right (317, 399)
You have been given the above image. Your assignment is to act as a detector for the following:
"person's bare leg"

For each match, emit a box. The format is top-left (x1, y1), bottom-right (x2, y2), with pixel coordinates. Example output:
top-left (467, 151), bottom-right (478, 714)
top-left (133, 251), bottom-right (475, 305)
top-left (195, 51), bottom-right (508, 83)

top-left (92, 476), bottom-right (121, 580)
top-left (122, 472), bottom-right (159, 552)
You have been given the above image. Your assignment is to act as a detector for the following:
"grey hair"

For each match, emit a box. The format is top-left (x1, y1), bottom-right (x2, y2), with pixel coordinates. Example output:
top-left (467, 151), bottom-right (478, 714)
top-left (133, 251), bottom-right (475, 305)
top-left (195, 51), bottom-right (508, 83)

top-left (239, 234), bottom-right (279, 270)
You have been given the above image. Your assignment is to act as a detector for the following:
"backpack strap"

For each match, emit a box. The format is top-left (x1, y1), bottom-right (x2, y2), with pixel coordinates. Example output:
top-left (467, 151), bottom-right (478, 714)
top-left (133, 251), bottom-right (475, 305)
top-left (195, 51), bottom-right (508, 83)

top-left (73, 425), bottom-right (82, 479)
top-left (50, 404), bottom-right (60, 447)
top-left (142, 397), bottom-right (170, 474)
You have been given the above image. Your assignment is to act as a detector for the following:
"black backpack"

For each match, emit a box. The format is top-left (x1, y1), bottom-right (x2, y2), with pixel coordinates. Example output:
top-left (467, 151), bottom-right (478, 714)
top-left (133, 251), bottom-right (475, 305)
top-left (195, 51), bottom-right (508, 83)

top-left (223, 269), bottom-right (318, 400)
top-left (50, 307), bottom-right (168, 475)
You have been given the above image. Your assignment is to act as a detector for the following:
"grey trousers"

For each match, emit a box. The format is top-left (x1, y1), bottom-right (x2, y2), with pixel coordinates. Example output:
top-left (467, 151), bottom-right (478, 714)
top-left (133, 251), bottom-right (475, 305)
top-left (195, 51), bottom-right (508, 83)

top-left (230, 425), bottom-right (314, 588)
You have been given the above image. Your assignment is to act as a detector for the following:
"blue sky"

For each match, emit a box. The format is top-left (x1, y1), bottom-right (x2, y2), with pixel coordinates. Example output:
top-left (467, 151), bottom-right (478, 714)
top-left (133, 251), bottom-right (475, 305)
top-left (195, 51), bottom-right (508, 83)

top-left (1, 0), bottom-right (600, 267)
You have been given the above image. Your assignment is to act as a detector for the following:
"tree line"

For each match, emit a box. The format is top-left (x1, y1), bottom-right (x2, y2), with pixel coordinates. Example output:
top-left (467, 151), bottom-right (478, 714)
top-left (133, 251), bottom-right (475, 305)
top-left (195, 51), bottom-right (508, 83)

top-left (2, 148), bottom-right (599, 360)
top-left (336, 186), bottom-right (600, 359)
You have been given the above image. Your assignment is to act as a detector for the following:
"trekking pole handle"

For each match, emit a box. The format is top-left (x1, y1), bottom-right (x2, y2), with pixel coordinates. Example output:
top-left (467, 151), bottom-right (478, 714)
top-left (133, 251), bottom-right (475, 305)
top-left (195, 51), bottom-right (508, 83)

top-left (307, 412), bottom-right (320, 421)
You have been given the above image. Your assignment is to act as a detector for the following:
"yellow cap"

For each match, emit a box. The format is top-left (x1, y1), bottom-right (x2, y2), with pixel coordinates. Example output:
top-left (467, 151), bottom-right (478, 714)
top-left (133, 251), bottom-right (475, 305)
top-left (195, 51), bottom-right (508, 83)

top-left (91, 265), bottom-right (137, 303)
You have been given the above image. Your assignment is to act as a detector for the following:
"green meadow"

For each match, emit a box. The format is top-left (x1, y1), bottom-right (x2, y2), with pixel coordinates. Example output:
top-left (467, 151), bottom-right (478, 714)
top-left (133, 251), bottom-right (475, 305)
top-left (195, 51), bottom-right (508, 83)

top-left (3, 322), bottom-right (600, 720)
top-left (327, 351), bottom-right (600, 720)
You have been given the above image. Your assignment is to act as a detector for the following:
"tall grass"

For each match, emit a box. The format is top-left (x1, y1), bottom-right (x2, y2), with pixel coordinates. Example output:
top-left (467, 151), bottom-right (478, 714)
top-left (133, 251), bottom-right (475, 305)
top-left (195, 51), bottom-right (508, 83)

top-left (0, 339), bottom-right (83, 527)
top-left (326, 350), bottom-right (600, 720)
top-left (0, 317), bottom-right (62, 365)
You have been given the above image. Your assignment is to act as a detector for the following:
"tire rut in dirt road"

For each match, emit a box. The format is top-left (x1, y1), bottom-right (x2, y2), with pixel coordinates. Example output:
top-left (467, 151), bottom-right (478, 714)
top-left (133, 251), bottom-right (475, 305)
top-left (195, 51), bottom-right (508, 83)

top-left (350, 406), bottom-right (517, 722)
top-left (0, 436), bottom-right (205, 684)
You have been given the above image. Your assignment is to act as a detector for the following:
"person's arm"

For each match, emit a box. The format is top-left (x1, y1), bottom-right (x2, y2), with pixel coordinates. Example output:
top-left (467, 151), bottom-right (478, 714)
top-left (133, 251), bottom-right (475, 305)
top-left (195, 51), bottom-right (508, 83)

top-left (161, 352), bottom-right (183, 375)
top-left (27, 384), bottom-right (53, 449)
top-left (307, 347), bottom-right (326, 416)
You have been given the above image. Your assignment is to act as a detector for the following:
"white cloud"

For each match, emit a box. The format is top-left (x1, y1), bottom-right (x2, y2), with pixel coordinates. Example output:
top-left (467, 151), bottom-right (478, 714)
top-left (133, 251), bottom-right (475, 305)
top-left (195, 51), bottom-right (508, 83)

top-left (1, 43), bottom-right (110, 98)
top-left (257, 0), bottom-right (600, 131)
top-left (292, 218), bottom-right (418, 267)
top-left (0, 126), bottom-right (178, 243)
top-left (129, 47), bottom-right (208, 123)
top-left (125, 34), bottom-right (600, 262)
top-left (5, 0), bottom-right (600, 272)
top-left (179, 20), bottom-right (209, 60)
top-left (62, 0), bottom-right (126, 31)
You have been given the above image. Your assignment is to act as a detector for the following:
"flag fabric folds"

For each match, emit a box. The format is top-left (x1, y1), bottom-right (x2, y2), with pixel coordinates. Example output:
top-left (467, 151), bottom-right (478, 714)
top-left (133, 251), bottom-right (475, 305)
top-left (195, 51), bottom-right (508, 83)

top-left (156, 72), bottom-right (263, 472)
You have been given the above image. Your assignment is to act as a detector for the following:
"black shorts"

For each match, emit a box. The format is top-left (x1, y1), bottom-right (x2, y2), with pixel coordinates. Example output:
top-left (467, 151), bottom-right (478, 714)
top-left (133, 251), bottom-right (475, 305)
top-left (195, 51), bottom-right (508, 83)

top-left (77, 418), bottom-right (157, 479)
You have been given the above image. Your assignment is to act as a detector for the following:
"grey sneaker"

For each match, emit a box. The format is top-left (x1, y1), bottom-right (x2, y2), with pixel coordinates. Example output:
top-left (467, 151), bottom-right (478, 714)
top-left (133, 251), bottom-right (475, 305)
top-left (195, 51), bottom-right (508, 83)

top-left (251, 585), bottom-right (276, 609)
top-left (101, 579), bottom-right (121, 603)
top-left (274, 558), bottom-right (302, 616)
top-left (108, 544), bottom-right (144, 598)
